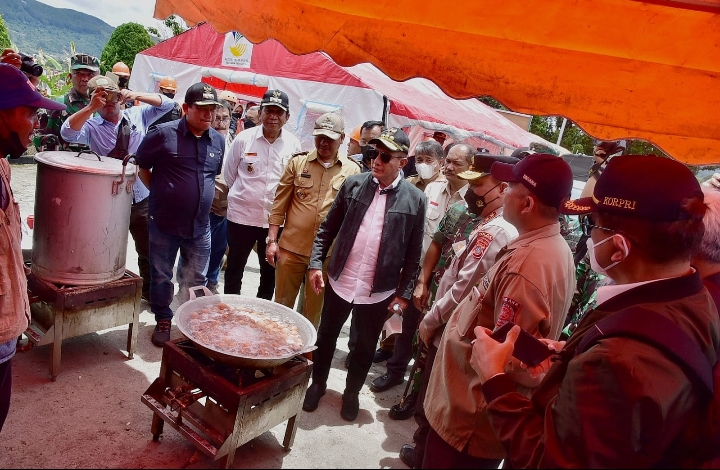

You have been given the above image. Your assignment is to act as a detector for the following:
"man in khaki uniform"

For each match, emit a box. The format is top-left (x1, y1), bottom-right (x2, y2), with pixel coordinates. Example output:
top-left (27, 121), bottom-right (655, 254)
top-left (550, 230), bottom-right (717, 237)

top-left (266, 113), bottom-right (360, 327)
top-left (422, 154), bottom-right (576, 468)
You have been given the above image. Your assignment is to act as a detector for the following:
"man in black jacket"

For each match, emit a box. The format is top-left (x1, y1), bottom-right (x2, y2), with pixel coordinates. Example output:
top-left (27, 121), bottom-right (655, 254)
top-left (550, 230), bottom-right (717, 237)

top-left (302, 127), bottom-right (426, 421)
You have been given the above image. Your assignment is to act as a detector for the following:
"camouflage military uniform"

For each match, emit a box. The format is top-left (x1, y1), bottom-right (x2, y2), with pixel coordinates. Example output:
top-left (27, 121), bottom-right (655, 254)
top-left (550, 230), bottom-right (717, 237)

top-left (34, 54), bottom-right (98, 151)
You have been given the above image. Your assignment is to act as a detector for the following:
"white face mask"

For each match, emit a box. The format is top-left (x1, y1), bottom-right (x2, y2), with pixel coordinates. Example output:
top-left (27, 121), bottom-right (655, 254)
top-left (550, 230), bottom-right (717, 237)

top-left (416, 162), bottom-right (437, 180)
top-left (587, 234), bottom-right (629, 276)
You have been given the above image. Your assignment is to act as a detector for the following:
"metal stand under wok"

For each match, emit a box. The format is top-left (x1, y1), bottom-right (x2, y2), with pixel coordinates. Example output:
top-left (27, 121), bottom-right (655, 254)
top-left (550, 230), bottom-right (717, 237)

top-left (24, 265), bottom-right (142, 381)
top-left (141, 339), bottom-right (312, 468)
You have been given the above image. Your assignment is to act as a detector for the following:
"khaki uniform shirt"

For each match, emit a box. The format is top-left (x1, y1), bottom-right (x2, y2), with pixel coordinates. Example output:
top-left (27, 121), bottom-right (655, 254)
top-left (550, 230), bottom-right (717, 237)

top-left (406, 171), bottom-right (444, 192)
top-left (424, 222), bottom-right (575, 459)
top-left (269, 150), bottom-right (360, 257)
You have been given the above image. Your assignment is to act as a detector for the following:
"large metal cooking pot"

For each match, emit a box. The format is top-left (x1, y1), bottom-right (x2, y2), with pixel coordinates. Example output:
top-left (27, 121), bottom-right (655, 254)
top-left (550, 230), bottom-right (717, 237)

top-left (32, 151), bottom-right (137, 285)
top-left (176, 287), bottom-right (317, 368)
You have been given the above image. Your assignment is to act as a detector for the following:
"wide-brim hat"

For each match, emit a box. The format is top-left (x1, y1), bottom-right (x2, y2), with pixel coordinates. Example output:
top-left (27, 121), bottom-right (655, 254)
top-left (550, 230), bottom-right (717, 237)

top-left (457, 154), bottom-right (521, 182)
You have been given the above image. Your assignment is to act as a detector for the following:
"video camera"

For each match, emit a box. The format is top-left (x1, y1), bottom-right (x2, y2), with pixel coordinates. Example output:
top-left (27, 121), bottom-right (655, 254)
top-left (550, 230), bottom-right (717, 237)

top-left (18, 52), bottom-right (43, 77)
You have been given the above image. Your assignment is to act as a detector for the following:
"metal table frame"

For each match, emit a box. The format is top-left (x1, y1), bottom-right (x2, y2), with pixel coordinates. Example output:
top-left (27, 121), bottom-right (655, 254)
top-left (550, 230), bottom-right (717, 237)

top-left (24, 269), bottom-right (142, 381)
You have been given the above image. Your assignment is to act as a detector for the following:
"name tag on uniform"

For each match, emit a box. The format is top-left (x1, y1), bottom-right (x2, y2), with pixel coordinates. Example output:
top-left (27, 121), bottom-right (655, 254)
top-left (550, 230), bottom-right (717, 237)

top-left (301, 173), bottom-right (311, 178)
top-left (244, 152), bottom-right (258, 157)
top-left (452, 239), bottom-right (467, 256)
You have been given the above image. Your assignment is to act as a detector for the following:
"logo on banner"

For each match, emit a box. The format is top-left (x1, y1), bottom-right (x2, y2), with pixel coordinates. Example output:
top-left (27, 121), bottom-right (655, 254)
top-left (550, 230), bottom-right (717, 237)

top-left (222, 32), bottom-right (253, 68)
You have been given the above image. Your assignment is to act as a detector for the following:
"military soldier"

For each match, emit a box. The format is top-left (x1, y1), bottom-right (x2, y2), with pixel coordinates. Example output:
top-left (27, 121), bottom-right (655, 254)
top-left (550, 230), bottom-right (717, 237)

top-left (35, 53), bottom-right (99, 151)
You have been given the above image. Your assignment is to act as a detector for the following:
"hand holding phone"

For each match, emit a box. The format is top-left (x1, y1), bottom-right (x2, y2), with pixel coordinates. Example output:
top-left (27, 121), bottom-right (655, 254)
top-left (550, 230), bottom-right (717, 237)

top-left (489, 321), bottom-right (554, 367)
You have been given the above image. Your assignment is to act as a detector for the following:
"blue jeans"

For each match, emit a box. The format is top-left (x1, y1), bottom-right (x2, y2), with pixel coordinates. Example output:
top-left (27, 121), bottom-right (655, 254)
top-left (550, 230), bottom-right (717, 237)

top-left (149, 221), bottom-right (211, 321)
top-left (206, 212), bottom-right (228, 285)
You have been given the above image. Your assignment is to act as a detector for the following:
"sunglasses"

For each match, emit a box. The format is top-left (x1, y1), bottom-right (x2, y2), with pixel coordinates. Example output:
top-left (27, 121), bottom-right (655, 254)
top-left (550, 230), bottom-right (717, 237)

top-left (364, 147), bottom-right (404, 163)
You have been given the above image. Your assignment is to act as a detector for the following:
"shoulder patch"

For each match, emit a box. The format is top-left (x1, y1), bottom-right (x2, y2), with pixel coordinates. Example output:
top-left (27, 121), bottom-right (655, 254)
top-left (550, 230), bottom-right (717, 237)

top-left (472, 231), bottom-right (494, 258)
top-left (497, 297), bottom-right (522, 326)
top-left (291, 151), bottom-right (309, 159)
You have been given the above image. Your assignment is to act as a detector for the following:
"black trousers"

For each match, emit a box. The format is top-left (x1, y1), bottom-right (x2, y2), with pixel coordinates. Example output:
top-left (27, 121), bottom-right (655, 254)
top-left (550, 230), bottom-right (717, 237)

top-left (224, 222), bottom-right (280, 300)
top-left (129, 199), bottom-right (151, 299)
top-left (422, 427), bottom-right (502, 469)
top-left (386, 301), bottom-right (422, 377)
top-left (413, 343), bottom-right (438, 468)
top-left (0, 358), bottom-right (11, 433)
top-left (312, 284), bottom-right (394, 394)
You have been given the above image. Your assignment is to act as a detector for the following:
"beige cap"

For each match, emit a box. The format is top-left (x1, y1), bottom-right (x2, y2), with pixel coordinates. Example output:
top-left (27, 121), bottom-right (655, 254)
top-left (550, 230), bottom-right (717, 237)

top-left (88, 74), bottom-right (120, 95)
top-left (312, 112), bottom-right (344, 140)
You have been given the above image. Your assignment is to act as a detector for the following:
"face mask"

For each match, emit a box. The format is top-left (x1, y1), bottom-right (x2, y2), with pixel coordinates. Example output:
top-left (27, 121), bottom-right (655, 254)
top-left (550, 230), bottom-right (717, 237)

top-left (416, 162), bottom-right (437, 180)
top-left (587, 235), bottom-right (629, 276)
top-left (463, 183), bottom-right (501, 216)
top-left (162, 91), bottom-right (176, 99)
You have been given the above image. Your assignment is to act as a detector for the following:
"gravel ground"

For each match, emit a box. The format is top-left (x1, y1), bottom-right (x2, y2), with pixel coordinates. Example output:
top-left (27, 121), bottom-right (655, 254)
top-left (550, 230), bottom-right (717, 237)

top-left (0, 162), bottom-right (415, 469)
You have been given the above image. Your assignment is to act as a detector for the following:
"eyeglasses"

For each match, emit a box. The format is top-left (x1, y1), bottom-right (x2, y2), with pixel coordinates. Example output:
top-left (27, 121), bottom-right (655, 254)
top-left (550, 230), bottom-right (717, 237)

top-left (214, 116), bottom-right (230, 123)
top-left (579, 215), bottom-right (618, 237)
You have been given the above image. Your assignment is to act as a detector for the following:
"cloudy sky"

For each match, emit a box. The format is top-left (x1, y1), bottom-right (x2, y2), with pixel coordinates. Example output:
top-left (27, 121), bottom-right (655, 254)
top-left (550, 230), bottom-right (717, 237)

top-left (36, 0), bottom-right (160, 27)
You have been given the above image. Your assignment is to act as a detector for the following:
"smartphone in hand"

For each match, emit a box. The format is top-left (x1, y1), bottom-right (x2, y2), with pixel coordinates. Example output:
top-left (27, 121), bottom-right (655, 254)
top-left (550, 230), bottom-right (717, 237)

top-left (489, 321), bottom-right (554, 367)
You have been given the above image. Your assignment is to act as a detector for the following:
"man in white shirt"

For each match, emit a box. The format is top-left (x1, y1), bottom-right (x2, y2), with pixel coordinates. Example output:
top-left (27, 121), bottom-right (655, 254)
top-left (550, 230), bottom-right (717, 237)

top-left (223, 89), bottom-right (302, 299)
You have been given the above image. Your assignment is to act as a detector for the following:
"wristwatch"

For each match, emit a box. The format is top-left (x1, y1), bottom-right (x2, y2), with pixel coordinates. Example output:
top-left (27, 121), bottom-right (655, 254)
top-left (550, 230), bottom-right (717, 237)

top-left (265, 237), bottom-right (277, 245)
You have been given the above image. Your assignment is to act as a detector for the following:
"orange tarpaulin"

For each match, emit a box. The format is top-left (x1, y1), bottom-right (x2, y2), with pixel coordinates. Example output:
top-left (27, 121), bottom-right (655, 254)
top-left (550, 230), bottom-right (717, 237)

top-left (154, 0), bottom-right (720, 164)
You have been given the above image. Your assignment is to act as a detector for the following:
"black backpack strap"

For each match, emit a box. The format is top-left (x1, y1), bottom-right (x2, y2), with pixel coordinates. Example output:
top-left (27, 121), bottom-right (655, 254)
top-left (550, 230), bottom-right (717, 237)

top-left (576, 307), bottom-right (714, 396)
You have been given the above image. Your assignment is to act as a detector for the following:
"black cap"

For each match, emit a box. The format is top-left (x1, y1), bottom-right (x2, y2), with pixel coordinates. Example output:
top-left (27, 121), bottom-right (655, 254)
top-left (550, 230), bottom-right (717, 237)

top-left (561, 155), bottom-right (702, 222)
top-left (184, 82), bottom-right (221, 106)
top-left (491, 153), bottom-right (573, 209)
top-left (369, 127), bottom-right (411, 153)
top-left (261, 89), bottom-right (290, 112)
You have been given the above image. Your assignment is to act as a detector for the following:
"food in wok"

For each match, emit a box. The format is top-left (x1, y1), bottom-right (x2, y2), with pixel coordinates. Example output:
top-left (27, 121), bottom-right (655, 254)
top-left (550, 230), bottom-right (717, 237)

top-left (187, 302), bottom-right (304, 357)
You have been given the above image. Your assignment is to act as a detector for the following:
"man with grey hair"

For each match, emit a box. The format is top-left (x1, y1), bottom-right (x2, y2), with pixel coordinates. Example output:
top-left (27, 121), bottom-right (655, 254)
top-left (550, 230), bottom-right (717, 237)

top-left (693, 186), bottom-right (720, 290)
top-left (407, 140), bottom-right (445, 191)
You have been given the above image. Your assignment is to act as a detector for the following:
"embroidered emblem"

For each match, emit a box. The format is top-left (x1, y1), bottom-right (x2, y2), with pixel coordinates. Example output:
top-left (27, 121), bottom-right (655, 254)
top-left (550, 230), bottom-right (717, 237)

top-left (497, 297), bottom-right (522, 325)
top-left (472, 231), bottom-right (494, 259)
top-left (247, 162), bottom-right (254, 174)
top-left (296, 189), bottom-right (307, 199)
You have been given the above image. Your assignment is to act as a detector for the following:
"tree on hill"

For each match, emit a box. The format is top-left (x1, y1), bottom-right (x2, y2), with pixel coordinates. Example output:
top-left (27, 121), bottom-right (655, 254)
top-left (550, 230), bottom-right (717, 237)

top-left (100, 22), bottom-right (154, 74)
top-left (0, 14), bottom-right (11, 49)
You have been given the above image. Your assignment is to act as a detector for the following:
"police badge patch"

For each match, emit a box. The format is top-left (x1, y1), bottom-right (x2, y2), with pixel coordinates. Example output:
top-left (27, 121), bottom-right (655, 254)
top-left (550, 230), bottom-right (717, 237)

top-left (472, 231), bottom-right (494, 258)
top-left (497, 296), bottom-right (522, 325)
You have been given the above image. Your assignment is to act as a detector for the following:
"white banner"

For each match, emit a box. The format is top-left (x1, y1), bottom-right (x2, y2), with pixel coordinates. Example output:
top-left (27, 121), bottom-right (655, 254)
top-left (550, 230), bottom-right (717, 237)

top-left (221, 32), bottom-right (254, 68)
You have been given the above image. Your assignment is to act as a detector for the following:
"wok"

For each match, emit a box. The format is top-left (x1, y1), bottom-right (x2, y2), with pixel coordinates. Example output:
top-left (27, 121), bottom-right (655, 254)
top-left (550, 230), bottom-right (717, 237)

top-left (175, 287), bottom-right (317, 368)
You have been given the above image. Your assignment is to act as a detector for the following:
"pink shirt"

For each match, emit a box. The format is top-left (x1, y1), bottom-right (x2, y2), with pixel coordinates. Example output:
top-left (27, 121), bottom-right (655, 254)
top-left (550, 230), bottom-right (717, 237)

top-left (328, 172), bottom-right (403, 304)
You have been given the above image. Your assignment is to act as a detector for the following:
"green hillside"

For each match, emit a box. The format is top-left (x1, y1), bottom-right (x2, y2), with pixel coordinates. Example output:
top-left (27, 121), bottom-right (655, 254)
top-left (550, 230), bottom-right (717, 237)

top-left (0, 0), bottom-right (114, 59)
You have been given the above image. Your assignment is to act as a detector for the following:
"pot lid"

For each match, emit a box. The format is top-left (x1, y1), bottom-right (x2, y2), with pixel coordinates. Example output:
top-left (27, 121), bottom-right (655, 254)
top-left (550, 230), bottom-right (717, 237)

top-left (34, 151), bottom-right (137, 176)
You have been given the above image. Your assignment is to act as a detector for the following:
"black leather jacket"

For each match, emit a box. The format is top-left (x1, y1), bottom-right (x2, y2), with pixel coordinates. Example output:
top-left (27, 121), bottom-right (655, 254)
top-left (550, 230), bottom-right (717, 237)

top-left (309, 172), bottom-right (426, 300)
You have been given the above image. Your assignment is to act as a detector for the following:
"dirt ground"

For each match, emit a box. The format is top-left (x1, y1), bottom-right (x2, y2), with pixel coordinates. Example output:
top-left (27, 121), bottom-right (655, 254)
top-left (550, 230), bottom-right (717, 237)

top-left (0, 163), bottom-right (415, 469)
